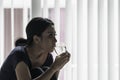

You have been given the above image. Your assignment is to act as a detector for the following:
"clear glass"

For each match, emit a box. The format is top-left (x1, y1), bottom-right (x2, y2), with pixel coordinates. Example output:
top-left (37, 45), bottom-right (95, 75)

top-left (54, 42), bottom-right (67, 55)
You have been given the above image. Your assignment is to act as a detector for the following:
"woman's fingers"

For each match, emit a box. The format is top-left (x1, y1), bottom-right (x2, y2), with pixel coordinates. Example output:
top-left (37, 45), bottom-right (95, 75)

top-left (58, 51), bottom-right (70, 57)
top-left (52, 51), bottom-right (71, 71)
top-left (56, 52), bottom-right (70, 65)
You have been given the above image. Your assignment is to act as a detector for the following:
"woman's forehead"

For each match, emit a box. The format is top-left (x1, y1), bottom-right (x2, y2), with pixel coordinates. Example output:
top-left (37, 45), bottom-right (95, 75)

top-left (43, 26), bottom-right (56, 34)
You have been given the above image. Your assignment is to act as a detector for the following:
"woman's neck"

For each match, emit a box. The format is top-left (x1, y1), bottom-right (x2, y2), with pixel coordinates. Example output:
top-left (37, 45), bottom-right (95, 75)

top-left (26, 46), bottom-right (48, 68)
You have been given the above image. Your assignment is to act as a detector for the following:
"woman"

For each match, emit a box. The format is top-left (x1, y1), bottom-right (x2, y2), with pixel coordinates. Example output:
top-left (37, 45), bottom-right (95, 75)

top-left (0, 17), bottom-right (70, 80)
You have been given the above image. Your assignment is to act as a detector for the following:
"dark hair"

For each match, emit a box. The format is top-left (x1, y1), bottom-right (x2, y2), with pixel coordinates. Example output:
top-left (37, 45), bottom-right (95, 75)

top-left (15, 38), bottom-right (27, 47)
top-left (15, 17), bottom-right (54, 46)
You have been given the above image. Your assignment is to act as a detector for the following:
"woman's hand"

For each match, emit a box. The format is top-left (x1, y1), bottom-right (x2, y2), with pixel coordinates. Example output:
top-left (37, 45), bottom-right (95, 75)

top-left (51, 51), bottom-right (71, 71)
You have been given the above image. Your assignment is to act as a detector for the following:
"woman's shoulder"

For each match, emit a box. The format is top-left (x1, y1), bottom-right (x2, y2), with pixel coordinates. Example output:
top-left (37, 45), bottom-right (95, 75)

top-left (7, 46), bottom-right (31, 69)
top-left (13, 46), bottom-right (31, 68)
top-left (0, 46), bottom-right (27, 75)
top-left (11, 46), bottom-right (25, 54)
top-left (9, 46), bottom-right (28, 60)
top-left (3, 46), bottom-right (25, 61)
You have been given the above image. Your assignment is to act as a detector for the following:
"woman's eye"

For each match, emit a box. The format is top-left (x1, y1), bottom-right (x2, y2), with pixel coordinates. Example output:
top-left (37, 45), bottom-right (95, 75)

top-left (49, 34), bottom-right (53, 38)
top-left (49, 33), bottom-right (57, 38)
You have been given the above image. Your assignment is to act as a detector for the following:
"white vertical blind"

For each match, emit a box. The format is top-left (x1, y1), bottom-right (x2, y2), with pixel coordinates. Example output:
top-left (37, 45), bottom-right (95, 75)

top-left (23, 0), bottom-right (28, 38)
top-left (98, 0), bottom-right (108, 80)
top-left (32, 0), bottom-right (42, 18)
top-left (64, 0), bottom-right (74, 80)
top-left (77, 0), bottom-right (88, 80)
top-left (11, 0), bottom-right (14, 49)
top-left (88, 0), bottom-right (98, 80)
top-left (71, 0), bottom-right (77, 80)
top-left (0, 0), bottom-right (4, 66)
top-left (108, 0), bottom-right (119, 80)
top-left (43, 0), bottom-right (48, 18)
top-left (54, 0), bottom-right (60, 42)
top-left (119, 0), bottom-right (120, 79)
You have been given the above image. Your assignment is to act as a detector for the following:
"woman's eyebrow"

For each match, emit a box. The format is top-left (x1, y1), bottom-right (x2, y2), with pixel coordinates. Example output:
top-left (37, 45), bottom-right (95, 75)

top-left (48, 32), bottom-right (56, 34)
top-left (47, 32), bottom-right (57, 36)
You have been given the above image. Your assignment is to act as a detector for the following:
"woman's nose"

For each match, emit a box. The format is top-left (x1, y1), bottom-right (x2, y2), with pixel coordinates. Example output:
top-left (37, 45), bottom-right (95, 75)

top-left (54, 37), bottom-right (57, 43)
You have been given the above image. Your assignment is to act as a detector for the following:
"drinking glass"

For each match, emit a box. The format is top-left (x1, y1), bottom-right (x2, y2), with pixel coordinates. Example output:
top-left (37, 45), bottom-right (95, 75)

top-left (54, 43), bottom-right (67, 55)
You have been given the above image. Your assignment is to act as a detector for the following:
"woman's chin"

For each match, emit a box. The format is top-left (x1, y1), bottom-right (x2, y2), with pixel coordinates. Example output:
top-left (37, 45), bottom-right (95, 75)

top-left (49, 48), bottom-right (54, 52)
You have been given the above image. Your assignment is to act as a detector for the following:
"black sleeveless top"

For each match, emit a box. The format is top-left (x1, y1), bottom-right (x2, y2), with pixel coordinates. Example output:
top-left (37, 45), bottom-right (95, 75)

top-left (0, 46), bottom-right (57, 80)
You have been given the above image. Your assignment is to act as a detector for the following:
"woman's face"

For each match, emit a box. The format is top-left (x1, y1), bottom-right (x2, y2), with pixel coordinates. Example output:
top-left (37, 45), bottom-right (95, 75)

top-left (39, 26), bottom-right (57, 52)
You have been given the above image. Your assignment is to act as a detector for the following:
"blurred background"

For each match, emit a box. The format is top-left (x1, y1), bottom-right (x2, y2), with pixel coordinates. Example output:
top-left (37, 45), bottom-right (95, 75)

top-left (0, 0), bottom-right (120, 80)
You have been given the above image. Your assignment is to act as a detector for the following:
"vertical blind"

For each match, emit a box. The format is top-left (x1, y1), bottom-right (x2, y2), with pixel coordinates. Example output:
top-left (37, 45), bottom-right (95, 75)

top-left (0, 0), bottom-right (4, 67)
top-left (0, 0), bottom-right (120, 80)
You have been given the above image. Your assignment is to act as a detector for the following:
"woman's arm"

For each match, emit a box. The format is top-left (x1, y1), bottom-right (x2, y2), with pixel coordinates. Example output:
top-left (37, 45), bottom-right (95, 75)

top-left (15, 52), bottom-right (70, 80)
top-left (55, 71), bottom-right (60, 79)
top-left (33, 67), bottom-right (56, 80)
top-left (35, 52), bottom-right (70, 80)
top-left (15, 61), bottom-right (57, 80)
top-left (15, 61), bottom-right (32, 80)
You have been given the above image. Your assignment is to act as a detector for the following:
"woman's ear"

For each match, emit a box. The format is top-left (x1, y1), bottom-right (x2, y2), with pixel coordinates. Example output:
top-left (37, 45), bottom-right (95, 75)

top-left (33, 35), bottom-right (41, 44)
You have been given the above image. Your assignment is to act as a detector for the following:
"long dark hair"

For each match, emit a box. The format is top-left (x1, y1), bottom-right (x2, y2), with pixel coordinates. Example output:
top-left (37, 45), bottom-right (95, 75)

top-left (15, 17), bottom-right (54, 47)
